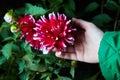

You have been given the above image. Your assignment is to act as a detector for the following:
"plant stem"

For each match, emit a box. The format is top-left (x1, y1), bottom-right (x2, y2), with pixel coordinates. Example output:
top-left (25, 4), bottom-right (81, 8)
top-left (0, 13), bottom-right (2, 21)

top-left (114, 8), bottom-right (120, 30)
top-left (100, 0), bottom-right (105, 14)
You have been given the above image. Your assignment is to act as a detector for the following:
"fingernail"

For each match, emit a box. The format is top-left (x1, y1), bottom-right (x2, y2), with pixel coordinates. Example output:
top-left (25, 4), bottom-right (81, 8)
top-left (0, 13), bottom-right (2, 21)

top-left (56, 51), bottom-right (61, 57)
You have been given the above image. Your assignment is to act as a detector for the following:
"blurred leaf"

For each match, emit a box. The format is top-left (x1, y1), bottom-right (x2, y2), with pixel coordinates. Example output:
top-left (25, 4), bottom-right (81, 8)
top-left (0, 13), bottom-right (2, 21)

top-left (25, 3), bottom-right (47, 15)
top-left (46, 76), bottom-right (51, 80)
top-left (0, 29), bottom-right (11, 41)
top-left (15, 8), bottom-right (25, 15)
top-left (40, 73), bottom-right (49, 79)
top-left (0, 22), bottom-right (11, 41)
top-left (12, 44), bottom-right (20, 52)
top-left (2, 37), bottom-right (13, 42)
top-left (67, 0), bottom-right (75, 11)
top-left (84, 72), bottom-right (99, 80)
top-left (22, 53), bottom-right (34, 63)
top-left (92, 13), bottom-right (112, 26)
top-left (1, 42), bottom-right (13, 59)
top-left (33, 58), bottom-right (40, 64)
top-left (0, 56), bottom-right (6, 64)
top-left (70, 67), bottom-right (75, 78)
top-left (23, 54), bottom-right (47, 72)
top-left (48, 0), bottom-right (63, 12)
top-left (23, 42), bottom-right (33, 54)
top-left (28, 63), bottom-right (47, 72)
top-left (40, 73), bottom-right (52, 79)
top-left (105, 0), bottom-right (119, 11)
top-left (15, 3), bottom-right (47, 16)
top-left (40, 53), bottom-right (59, 65)
top-left (12, 32), bottom-right (21, 40)
top-left (59, 76), bottom-right (72, 80)
top-left (20, 71), bottom-right (30, 80)
top-left (64, 0), bottom-right (75, 17)
top-left (85, 2), bottom-right (99, 13)
top-left (49, 0), bottom-right (63, 6)
top-left (53, 69), bottom-right (59, 75)
top-left (0, 22), bottom-right (11, 32)
top-left (48, 66), bottom-right (54, 71)
top-left (17, 60), bottom-right (25, 74)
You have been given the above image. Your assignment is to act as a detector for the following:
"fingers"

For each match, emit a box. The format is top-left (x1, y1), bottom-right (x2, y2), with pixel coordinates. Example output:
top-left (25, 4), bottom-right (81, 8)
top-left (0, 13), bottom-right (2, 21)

top-left (55, 46), bottom-right (76, 60)
top-left (55, 51), bottom-right (62, 57)
top-left (62, 46), bottom-right (75, 53)
top-left (55, 51), bottom-right (77, 60)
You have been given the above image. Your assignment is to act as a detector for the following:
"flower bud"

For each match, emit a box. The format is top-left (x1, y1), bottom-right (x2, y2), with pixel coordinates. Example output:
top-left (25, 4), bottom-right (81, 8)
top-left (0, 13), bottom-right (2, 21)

top-left (4, 11), bottom-right (14, 24)
top-left (11, 25), bottom-right (17, 33)
top-left (71, 60), bottom-right (77, 67)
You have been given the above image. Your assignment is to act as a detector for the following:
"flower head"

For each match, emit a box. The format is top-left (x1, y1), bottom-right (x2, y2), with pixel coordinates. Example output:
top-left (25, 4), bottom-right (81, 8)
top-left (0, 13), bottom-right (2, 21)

top-left (17, 14), bottom-right (37, 48)
top-left (34, 12), bottom-right (76, 54)
top-left (17, 14), bottom-right (35, 39)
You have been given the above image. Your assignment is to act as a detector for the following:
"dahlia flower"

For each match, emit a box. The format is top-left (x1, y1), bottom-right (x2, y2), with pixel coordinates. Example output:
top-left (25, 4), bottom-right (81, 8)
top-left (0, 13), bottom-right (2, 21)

top-left (17, 13), bottom-right (76, 54)
top-left (17, 14), bottom-right (37, 45)
top-left (34, 12), bottom-right (76, 54)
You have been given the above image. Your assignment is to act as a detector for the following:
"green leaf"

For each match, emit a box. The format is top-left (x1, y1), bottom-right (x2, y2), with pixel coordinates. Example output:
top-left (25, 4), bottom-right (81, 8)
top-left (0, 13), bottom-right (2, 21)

top-left (40, 73), bottom-right (49, 79)
top-left (12, 44), bottom-right (20, 52)
top-left (20, 71), bottom-right (30, 80)
top-left (1, 42), bottom-right (13, 59)
top-left (59, 76), bottom-right (72, 80)
top-left (23, 54), bottom-right (47, 72)
top-left (48, 0), bottom-right (63, 12)
top-left (2, 37), bottom-right (13, 42)
top-left (49, 0), bottom-right (63, 6)
top-left (70, 67), bottom-right (75, 78)
top-left (15, 3), bottom-right (47, 16)
top-left (22, 53), bottom-right (33, 63)
top-left (48, 66), bottom-right (54, 71)
top-left (64, 0), bottom-right (76, 17)
top-left (23, 42), bottom-right (33, 54)
top-left (0, 56), bottom-right (6, 64)
top-left (105, 0), bottom-right (119, 11)
top-left (0, 22), bottom-right (11, 41)
top-left (15, 7), bottom-right (25, 15)
top-left (12, 32), bottom-right (21, 40)
top-left (92, 13), bottom-right (112, 26)
top-left (85, 2), bottom-right (99, 13)
top-left (25, 3), bottom-right (47, 15)
top-left (28, 63), bottom-right (47, 72)
top-left (67, 0), bottom-right (75, 11)
top-left (8, 10), bottom-right (14, 16)
top-left (84, 72), bottom-right (99, 80)
top-left (0, 22), bottom-right (11, 33)
top-left (46, 76), bottom-right (51, 80)
top-left (17, 60), bottom-right (25, 74)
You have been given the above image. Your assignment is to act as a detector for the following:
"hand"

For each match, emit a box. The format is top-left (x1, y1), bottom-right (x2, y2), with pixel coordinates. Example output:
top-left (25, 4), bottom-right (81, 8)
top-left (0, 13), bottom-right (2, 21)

top-left (55, 18), bottom-right (104, 63)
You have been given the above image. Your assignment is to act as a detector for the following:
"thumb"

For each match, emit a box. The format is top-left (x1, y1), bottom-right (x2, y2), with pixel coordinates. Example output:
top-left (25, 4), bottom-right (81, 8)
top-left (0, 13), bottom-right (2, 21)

top-left (72, 18), bottom-right (90, 30)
